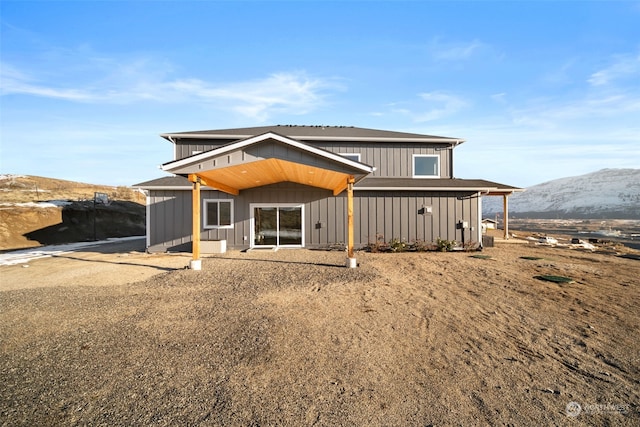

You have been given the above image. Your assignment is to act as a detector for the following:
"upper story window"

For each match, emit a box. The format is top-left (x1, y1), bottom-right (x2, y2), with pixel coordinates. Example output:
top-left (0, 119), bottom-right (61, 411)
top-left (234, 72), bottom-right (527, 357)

top-left (413, 155), bottom-right (440, 178)
top-left (204, 199), bottom-right (233, 229)
top-left (339, 153), bottom-right (361, 162)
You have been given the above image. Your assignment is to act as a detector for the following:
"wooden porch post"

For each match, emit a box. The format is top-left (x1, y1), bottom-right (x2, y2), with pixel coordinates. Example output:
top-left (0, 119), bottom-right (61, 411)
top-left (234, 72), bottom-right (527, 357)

top-left (346, 176), bottom-right (356, 268)
top-left (189, 174), bottom-right (202, 270)
top-left (503, 194), bottom-right (509, 240)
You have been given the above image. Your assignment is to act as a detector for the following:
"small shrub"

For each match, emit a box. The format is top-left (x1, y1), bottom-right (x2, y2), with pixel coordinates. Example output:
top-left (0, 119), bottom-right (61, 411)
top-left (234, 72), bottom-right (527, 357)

top-left (436, 238), bottom-right (457, 252)
top-left (366, 233), bottom-right (388, 253)
top-left (388, 238), bottom-right (407, 252)
top-left (412, 239), bottom-right (436, 252)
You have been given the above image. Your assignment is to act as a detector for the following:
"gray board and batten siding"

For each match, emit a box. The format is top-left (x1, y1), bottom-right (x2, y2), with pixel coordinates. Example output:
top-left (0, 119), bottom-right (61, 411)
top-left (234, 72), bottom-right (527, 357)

top-left (173, 139), bottom-right (454, 179)
top-left (167, 125), bottom-right (460, 180)
top-left (145, 182), bottom-right (480, 253)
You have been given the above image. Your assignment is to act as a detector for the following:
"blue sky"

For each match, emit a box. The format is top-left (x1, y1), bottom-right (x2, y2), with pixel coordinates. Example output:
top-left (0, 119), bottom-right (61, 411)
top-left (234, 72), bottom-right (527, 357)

top-left (1, 1), bottom-right (639, 188)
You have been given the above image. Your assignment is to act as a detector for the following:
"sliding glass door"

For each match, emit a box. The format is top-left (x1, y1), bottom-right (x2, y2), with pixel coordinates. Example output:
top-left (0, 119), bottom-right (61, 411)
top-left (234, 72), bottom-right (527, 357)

top-left (252, 204), bottom-right (303, 248)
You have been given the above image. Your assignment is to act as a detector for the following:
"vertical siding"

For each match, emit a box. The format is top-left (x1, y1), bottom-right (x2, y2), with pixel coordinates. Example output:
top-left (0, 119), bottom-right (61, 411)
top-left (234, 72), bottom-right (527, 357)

top-left (174, 139), bottom-right (235, 160)
top-left (351, 191), bottom-right (480, 247)
top-left (147, 187), bottom-right (480, 252)
top-left (172, 140), bottom-right (453, 178)
top-left (312, 142), bottom-right (453, 178)
top-left (148, 190), bottom-right (192, 252)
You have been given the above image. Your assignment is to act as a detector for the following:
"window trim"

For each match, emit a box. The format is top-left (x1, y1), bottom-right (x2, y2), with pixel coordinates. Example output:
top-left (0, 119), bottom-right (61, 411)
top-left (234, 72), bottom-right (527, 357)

top-left (338, 153), bottom-right (361, 162)
top-left (203, 199), bottom-right (234, 229)
top-left (250, 203), bottom-right (305, 249)
top-left (412, 154), bottom-right (440, 178)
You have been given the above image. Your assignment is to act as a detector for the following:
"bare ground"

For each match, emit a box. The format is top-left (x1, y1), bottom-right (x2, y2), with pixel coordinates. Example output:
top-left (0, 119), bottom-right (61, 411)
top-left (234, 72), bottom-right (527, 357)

top-left (1, 241), bottom-right (638, 426)
top-left (0, 174), bottom-right (145, 251)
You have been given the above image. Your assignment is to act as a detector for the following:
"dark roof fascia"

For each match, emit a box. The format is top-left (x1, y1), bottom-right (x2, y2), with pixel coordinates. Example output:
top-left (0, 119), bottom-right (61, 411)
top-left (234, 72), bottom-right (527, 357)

top-left (135, 176), bottom-right (523, 193)
top-left (132, 175), bottom-right (216, 190)
top-left (355, 178), bottom-right (523, 193)
top-left (160, 125), bottom-right (464, 145)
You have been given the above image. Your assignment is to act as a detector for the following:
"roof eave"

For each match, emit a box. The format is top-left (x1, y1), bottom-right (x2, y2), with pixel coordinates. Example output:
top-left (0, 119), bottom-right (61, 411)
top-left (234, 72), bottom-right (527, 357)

top-left (160, 132), bottom-right (464, 145)
top-left (355, 186), bottom-right (495, 192)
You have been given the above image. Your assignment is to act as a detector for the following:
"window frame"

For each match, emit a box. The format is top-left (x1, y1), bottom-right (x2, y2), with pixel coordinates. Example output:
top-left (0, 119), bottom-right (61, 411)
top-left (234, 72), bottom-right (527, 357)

top-left (338, 153), bottom-right (361, 162)
top-left (203, 199), bottom-right (234, 229)
top-left (412, 154), bottom-right (440, 178)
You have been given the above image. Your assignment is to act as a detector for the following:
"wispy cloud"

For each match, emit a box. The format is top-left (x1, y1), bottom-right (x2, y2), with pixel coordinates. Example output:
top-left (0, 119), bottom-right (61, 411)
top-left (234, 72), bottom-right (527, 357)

top-left (168, 73), bottom-right (333, 120)
top-left (412, 92), bottom-right (468, 122)
top-left (427, 38), bottom-right (487, 61)
top-left (588, 51), bottom-right (640, 86)
top-left (0, 63), bottom-right (94, 101)
top-left (0, 59), bottom-right (338, 121)
top-left (496, 48), bottom-right (640, 130)
top-left (383, 91), bottom-right (468, 123)
top-left (508, 93), bottom-right (640, 131)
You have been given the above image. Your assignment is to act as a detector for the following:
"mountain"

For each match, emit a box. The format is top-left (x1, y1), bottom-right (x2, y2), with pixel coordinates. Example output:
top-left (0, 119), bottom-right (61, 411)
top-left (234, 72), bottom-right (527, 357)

top-left (483, 169), bottom-right (640, 219)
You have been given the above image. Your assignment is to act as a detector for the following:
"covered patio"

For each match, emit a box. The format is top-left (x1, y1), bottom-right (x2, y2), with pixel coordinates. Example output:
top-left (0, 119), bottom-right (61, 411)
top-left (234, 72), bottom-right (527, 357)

top-left (161, 132), bottom-right (374, 269)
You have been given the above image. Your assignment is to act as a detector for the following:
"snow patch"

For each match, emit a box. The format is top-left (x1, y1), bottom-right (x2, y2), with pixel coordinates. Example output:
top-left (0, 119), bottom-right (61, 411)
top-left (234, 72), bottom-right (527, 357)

top-left (0, 236), bottom-right (144, 266)
top-left (0, 174), bottom-right (26, 180)
top-left (0, 200), bottom-right (73, 208)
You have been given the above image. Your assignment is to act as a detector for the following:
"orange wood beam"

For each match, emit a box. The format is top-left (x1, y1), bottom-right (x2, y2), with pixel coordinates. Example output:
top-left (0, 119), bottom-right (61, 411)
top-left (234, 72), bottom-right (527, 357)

top-left (333, 178), bottom-right (348, 196)
top-left (198, 175), bottom-right (240, 196)
top-left (347, 176), bottom-right (355, 259)
top-left (189, 174), bottom-right (201, 261)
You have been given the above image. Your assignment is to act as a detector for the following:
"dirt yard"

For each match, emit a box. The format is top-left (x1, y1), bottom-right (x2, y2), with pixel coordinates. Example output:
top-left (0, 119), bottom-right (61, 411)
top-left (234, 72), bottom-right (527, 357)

top-left (1, 241), bottom-right (638, 426)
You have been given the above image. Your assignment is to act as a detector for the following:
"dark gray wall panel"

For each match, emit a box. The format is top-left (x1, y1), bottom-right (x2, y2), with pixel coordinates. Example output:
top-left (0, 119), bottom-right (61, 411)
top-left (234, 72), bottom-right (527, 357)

top-left (147, 187), bottom-right (480, 251)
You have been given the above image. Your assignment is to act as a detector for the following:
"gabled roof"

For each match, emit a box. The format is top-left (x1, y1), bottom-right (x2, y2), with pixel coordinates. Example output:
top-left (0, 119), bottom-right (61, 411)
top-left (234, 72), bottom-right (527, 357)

top-left (161, 132), bottom-right (375, 195)
top-left (161, 125), bottom-right (464, 145)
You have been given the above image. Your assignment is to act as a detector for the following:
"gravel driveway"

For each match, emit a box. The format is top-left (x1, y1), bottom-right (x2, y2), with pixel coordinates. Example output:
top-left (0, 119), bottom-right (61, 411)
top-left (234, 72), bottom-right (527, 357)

top-left (1, 243), bottom-right (638, 425)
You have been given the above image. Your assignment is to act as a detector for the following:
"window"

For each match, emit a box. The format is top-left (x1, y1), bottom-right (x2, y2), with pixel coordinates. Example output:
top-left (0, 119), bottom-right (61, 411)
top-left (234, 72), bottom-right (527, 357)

top-left (413, 155), bottom-right (440, 178)
top-left (204, 199), bottom-right (233, 229)
top-left (339, 153), bottom-right (361, 162)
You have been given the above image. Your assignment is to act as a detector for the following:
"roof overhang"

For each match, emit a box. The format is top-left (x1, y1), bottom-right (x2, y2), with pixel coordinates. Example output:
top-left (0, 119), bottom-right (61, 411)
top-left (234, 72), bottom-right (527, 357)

top-left (159, 125), bottom-right (465, 145)
top-left (161, 132), bottom-right (375, 195)
top-left (484, 189), bottom-right (525, 196)
top-left (355, 178), bottom-right (524, 195)
top-left (162, 133), bottom-right (464, 144)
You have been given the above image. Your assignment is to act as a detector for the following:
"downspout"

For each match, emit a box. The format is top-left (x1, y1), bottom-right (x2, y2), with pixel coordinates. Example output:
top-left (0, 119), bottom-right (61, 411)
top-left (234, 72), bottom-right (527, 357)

top-left (450, 146), bottom-right (454, 178)
top-left (166, 136), bottom-right (177, 161)
top-left (449, 140), bottom-right (462, 178)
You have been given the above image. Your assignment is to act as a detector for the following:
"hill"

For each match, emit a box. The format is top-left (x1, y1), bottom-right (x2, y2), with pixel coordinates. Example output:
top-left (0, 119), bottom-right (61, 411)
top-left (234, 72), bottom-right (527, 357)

top-left (0, 175), bottom-right (145, 250)
top-left (484, 168), bottom-right (640, 219)
top-left (0, 174), bottom-right (145, 204)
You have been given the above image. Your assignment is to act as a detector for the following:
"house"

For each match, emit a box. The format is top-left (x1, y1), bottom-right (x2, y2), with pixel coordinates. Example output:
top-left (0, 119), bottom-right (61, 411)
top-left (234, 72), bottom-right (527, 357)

top-left (134, 125), bottom-right (522, 268)
top-left (482, 218), bottom-right (498, 231)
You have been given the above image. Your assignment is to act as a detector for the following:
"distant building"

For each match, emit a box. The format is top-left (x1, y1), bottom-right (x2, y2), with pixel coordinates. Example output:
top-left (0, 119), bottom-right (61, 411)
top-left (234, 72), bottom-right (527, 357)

top-left (482, 218), bottom-right (498, 232)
